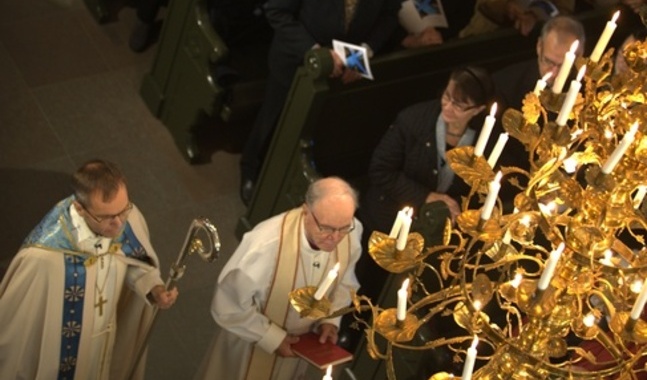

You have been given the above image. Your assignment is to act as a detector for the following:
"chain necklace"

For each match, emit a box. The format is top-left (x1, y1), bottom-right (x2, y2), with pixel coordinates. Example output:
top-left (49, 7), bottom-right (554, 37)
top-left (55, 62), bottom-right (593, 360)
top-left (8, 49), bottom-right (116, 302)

top-left (94, 246), bottom-right (113, 317)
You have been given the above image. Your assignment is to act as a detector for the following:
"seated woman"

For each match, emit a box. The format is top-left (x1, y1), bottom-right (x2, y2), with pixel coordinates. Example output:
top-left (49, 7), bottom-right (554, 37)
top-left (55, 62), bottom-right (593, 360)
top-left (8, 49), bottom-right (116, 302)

top-left (356, 65), bottom-right (495, 301)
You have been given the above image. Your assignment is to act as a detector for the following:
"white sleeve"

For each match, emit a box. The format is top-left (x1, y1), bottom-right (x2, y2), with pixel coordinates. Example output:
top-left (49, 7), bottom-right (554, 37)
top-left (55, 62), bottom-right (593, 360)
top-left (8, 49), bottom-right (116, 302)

top-left (210, 224), bottom-right (287, 354)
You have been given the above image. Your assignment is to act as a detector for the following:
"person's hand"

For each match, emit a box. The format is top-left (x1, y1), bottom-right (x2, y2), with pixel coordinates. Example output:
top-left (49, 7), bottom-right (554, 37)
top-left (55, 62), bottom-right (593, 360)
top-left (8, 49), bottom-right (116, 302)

top-left (419, 27), bottom-right (443, 46)
top-left (329, 49), bottom-right (345, 78)
top-left (402, 27), bottom-right (442, 49)
top-left (513, 11), bottom-right (538, 36)
top-left (425, 192), bottom-right (461, 221)
top-left (505, 1), bottom-right (524, 21)
top-left (150, 285), bottom-right (178, 309)
top-left (276, 335), bottom-right (300, 357)
top-left (317, 323), bottom-right (339, 344)
top-left (505, 2), bottom-right (537, 36)
top-left (340, 68), bottom-right (363, 85)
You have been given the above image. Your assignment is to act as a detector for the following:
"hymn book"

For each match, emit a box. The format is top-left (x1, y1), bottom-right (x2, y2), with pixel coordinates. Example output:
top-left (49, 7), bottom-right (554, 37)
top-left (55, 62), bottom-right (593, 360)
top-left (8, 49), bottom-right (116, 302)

top-left (291, 332), bottom-right (353, 369)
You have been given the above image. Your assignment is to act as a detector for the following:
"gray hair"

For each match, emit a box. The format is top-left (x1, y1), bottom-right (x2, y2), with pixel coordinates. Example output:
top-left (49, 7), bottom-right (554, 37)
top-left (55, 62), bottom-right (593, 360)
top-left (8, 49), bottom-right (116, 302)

top-left (540, 15), bottom-right (586, 53)
top-left (304, 177), bottom-right (359, 209)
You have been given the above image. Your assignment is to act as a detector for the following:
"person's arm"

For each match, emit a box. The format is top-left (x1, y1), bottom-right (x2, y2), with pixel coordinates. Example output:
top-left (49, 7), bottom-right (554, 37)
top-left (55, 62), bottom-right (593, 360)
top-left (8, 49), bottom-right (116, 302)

top-left (264, 0), bottom-right (318, 58)
top-left (369, 108), bottom-right (436, 208)
top-left (362, 0), bottom-right (403, 54)
top-left (210, 234), bottom-right (288, 355)
top-left (124, 206), bottom-right (177, 307)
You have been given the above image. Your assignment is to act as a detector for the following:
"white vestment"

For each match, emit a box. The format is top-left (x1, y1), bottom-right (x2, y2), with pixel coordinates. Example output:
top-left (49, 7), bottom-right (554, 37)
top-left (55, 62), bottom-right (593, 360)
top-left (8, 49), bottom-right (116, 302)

top-left (195, 208), bottom-right (362, 380)
top-left (0, 197), bottom-right (164, 380)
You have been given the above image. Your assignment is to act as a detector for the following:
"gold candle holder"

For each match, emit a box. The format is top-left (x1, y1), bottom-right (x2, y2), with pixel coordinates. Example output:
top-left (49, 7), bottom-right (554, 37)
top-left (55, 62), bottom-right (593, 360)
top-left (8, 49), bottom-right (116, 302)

top-left (368, 230), bottom-right (424, 273)
top-left (374, 308), bottom-right (419, 343)
top-left (288, 286), bottom-right (332, 319)
top-left (609, 311), bottom-right (647, 344)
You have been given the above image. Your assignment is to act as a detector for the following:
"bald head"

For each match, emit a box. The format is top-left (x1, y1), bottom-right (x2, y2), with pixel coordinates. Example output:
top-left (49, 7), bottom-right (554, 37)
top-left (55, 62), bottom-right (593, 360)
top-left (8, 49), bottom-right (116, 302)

top-left (303, 177), bottom-right (358, 251)
top-left (304, 177), bottom-right (358, 210)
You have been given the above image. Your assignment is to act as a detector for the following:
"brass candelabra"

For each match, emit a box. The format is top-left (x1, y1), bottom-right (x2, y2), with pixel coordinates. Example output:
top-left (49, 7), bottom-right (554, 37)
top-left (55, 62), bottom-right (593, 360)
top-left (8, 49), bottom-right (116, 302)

top-left (290, 17), bottom-right (647, 380)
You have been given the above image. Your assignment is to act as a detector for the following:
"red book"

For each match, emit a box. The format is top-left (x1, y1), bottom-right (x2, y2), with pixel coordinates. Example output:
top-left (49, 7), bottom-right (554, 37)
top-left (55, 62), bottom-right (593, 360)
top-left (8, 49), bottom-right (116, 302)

top-left (291, 332), bottom-right (353, 369)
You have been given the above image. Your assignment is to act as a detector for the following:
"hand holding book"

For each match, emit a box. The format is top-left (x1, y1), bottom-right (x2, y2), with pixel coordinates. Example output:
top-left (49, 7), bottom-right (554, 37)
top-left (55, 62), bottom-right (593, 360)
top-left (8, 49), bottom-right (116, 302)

top-left (291, 332), bottom-right (353, 369)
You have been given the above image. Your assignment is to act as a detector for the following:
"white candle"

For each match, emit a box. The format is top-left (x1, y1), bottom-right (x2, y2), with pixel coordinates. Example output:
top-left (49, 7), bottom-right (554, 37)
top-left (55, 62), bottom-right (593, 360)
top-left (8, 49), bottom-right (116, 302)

top-left (480, 171), bottom-right (502, 220)
top-left (602, 122), bottom-right (639, 174)
top-left (634, 186), bottom-right (647, 209)
top-left (590, 11), bottom-right (620, 63)
top-left (462, 336), bottom-right (478, 380)
top-left (556, 65), bottom-right (586, 126)
top-left (474, 103), bottom-right (497, 157)
top-left (313, 262), bottom-right (340, 300)
top-left (487, 132), bottom-right (509, 168)
top-left (599, 249), bottom-right (614, 266)
top-left (631, 279), bottom-right (647, 320)
top-left (323, 365), bottom-right (333, 380)
top-left (511, 273), bottom-right (522, 289)
top-left (533, 72), bottom-right (553, 95)
top-left (502, 229), bottom-right (512, 244)
top-left (552, 40), bottom-right (579, 94)
top-left (396, 207), bottom-right (413, 250)
top-left (389, 207), bottom-right (409, 238)
top-left (537, 242), bottom-right (565, 290)
top-left (396, 278), bottom-right (410, 321)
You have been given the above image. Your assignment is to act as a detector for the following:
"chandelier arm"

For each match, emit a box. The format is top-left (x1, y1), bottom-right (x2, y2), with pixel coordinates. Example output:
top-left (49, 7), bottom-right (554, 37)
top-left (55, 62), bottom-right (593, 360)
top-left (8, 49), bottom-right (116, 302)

top-left (385, 343), bottom-right (396, 380)
top-left (409, 284), bottom-right (467, 316)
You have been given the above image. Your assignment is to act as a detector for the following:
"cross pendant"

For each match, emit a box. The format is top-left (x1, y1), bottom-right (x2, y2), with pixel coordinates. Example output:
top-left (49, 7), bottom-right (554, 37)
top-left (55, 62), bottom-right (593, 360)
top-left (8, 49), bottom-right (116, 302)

top-left (95, 295), bottom-right (107, 316)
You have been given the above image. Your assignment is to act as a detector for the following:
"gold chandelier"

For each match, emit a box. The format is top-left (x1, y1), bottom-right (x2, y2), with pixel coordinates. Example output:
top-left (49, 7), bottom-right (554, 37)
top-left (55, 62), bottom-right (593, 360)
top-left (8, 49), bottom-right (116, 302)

top-left (290, 11), bottom-right (647, 380)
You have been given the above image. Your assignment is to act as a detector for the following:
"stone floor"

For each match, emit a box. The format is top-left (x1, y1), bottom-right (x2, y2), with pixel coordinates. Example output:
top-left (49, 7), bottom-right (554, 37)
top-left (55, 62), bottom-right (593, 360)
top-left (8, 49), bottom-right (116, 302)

top-left (0, 0), bottom-right (249, 378)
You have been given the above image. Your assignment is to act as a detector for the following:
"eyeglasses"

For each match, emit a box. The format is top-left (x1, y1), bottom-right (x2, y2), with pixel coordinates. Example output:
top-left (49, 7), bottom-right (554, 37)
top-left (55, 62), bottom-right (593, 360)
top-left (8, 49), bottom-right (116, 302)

top-left (310, 208), bottom-right (355, 235)
top-left (82, 202), bottom-right (133, 224)
top-left (441, 90), bottom-right (479, 112)
top-left (538, 43), bottom-right (562, 69)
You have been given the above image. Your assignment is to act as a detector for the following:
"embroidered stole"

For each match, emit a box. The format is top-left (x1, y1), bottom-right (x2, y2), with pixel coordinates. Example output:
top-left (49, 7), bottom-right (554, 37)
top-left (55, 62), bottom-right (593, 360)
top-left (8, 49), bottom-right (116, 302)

top-left (244, 208), bottom-right (352, 380)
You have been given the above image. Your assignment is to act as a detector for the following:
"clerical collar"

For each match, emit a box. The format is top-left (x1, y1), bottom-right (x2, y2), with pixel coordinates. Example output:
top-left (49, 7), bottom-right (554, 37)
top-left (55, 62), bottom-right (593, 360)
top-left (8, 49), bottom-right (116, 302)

top-left (69, 204), bottom-right (110, 253)
top-left (301, 217), bottom-right (330, 252)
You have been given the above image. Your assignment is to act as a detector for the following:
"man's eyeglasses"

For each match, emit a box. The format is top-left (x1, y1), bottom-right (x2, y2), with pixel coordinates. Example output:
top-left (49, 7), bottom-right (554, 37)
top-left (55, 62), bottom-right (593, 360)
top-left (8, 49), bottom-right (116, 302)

top-left (82, 202), bottom-right (133, 224)
top-left (441, 90), bottom-right (479, 112)
top-left (310, 208), bottom-right (355, 235)
top-left (538, 43), bottom-right (562, 69)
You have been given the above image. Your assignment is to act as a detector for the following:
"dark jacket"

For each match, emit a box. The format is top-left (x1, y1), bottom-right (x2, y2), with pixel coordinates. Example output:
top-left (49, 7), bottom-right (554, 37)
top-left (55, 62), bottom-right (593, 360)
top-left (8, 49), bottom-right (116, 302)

top-left (363, 99), bottom-right (481, 233)
top-left (265, 0), bottom-right (402, 86)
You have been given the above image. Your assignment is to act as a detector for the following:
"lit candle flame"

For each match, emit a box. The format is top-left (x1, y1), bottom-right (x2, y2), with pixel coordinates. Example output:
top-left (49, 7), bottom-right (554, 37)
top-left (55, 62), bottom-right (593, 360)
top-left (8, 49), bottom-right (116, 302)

top-left (511, 273), bottom-right (522, 289)
top-left (489, 102), bottom-right (498, 117)
top-left (583, 313), bottom-right (596, 328)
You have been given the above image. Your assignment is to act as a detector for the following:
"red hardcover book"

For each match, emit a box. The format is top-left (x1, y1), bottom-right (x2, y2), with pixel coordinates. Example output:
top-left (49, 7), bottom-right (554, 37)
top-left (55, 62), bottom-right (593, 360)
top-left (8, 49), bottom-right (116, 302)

top-left (291, 332), bottom-right (353, 369)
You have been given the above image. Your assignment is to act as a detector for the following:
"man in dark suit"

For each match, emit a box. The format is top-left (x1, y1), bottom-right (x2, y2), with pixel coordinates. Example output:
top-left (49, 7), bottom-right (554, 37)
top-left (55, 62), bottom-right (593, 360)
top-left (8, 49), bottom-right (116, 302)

top-left (491, 14), bottom-right (585, 183)
top-left (239, 0), bottom-right (402, 205)
top-left (493, 15), bottom-right (585, 113)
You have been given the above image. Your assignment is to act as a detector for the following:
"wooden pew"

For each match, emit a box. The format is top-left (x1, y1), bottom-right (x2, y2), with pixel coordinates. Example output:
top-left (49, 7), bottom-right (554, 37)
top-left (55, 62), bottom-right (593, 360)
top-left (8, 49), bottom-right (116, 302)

top-left (236, 9), bottom-right (611, 237)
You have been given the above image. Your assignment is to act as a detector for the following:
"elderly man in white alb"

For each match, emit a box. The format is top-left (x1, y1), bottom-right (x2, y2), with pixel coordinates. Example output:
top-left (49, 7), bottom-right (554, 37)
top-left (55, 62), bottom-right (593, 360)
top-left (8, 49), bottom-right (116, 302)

top-left (195, 177), bottom-right (362, 380)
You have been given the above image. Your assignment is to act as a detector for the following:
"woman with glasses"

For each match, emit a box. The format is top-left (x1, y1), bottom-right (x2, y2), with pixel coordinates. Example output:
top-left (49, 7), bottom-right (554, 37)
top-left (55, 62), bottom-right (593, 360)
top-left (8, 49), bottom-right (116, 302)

top-left (355, 66), bottom-right (494, 302)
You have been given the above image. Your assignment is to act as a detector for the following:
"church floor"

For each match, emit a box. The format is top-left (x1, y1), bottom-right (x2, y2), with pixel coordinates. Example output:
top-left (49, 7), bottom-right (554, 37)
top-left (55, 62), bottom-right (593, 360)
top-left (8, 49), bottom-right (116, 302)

top-left (0, 0), bottom-right (248, 377)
